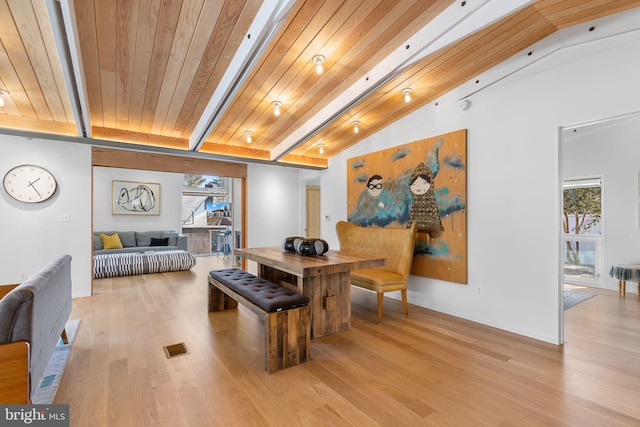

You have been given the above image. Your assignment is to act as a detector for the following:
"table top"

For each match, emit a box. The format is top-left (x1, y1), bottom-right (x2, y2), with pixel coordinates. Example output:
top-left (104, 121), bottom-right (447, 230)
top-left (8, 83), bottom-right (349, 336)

top-left (235, 247), bottom-right (386, 278)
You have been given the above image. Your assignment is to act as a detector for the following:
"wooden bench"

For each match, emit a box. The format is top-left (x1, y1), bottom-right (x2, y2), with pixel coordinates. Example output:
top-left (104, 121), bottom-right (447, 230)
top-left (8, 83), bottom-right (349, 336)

top-left (208, 268), bottom-right (311, 373)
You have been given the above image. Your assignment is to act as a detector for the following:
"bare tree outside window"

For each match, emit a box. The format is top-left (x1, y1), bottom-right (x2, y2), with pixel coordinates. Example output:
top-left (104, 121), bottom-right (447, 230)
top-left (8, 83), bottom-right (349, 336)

top-left (184, 174), bottom-right (224, 189)
top-left (563, 181), bottom-right (601, 279)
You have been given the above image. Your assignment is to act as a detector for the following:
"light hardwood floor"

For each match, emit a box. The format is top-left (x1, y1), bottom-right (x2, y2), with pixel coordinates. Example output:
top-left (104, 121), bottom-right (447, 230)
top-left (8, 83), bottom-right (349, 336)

top-left (56, 258), bottom-right (640, 426)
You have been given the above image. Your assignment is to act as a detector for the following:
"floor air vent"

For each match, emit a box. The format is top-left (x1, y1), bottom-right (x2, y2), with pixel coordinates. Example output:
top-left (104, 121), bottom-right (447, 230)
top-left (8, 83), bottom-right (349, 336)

top-left (163, 342), bottom-right (189, 359)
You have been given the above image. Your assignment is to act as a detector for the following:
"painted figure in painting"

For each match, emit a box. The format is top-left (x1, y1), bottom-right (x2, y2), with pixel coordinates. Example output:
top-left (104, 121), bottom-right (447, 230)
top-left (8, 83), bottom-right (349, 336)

top-left (349, 174), bottom-right (404, 226)
top-left (407, 162), bottom-right (443, 238)
top-left (366, 175), bottom-right (389, 209)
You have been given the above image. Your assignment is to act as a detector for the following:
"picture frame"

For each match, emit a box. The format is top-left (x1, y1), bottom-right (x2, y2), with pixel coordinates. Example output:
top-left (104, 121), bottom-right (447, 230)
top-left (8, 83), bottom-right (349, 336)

top-left (112, 180), bottom-right (160, 215)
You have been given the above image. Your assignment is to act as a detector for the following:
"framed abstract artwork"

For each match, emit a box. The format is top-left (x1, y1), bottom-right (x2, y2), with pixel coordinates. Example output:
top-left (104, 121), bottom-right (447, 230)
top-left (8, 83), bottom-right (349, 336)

top-left (346, 129), bottom-right (467, 284)
top-left (112, 180), bottom-right (160, 215)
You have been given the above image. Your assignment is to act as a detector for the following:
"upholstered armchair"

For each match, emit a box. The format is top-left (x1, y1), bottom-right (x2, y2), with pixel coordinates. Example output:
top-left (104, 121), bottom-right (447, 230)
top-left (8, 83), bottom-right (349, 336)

top-left (336, 221), bottom-right (417, 323)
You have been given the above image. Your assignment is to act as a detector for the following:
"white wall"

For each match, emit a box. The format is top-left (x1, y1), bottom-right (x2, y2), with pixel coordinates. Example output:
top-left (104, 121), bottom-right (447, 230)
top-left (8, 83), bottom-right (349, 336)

top-left (243, 162), bottom-right (300, 274)
top-left (563, 114), bottom-right (640, 293)
top-left (0, 135), bottom-right (93, 297)
top-left (308, 26), bottom-right (640, 343)
top-left (93, 166), bottom-right (183, 232)
top-left (246, 163), bottom-right (300, 248)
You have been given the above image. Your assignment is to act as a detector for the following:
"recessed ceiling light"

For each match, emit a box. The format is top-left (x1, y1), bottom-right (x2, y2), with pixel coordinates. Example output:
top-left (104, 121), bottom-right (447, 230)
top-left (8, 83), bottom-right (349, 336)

top-left (313, 55), bottom-right (325, 75)
top-left (272, 101), bottom-right (282, 116)
top-left (402, 88), bottom-right (412, 103)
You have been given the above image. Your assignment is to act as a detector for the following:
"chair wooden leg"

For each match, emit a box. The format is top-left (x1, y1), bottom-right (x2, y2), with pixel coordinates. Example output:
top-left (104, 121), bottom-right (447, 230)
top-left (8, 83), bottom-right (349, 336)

top-left (401, 289), bottom-right (409, 315)
top-left (60, 328), bottom-right (69, 345)
top-left (377, 293), bottom-right (384, 323)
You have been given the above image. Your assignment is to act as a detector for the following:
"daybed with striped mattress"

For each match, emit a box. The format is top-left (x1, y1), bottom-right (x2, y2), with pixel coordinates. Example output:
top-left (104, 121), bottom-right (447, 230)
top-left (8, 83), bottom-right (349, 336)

top-left (93, 250), bottom-right (196, 278)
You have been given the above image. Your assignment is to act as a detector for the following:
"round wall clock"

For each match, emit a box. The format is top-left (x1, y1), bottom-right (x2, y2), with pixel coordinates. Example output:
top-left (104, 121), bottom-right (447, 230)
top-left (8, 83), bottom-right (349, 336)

top-left (3, 164), bottom-right (58, 203)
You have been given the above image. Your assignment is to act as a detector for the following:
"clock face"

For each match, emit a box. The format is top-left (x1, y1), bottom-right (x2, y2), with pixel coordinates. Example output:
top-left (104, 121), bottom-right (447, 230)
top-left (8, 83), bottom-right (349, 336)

top-left (3, 164), bottom-right (58, 203)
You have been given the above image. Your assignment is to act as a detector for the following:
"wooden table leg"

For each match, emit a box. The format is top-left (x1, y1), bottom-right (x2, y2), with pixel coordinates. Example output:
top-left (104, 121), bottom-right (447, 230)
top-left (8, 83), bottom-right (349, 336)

top-left (256, 264), bottom-right (351, 338)
top-left (300, 271), bottom-right (351, 339)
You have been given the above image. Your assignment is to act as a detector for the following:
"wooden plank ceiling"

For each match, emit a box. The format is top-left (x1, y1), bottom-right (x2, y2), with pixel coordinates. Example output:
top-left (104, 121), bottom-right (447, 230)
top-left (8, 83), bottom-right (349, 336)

top-left (0, 0), bottom-right (639, 168)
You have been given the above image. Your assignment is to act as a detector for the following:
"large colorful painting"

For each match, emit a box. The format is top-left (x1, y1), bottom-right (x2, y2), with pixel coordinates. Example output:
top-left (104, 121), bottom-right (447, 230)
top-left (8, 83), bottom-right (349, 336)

top-left (347, 129), bottom-right (467, 284)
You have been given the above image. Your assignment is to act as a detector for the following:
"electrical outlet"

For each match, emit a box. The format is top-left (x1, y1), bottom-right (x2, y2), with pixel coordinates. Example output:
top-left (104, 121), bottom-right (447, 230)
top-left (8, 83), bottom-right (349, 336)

top-left (58, 212), bottom-right (70, 222)
top-left (19, 271), bottom-right (27, 281)
top-left (325, 215), bottom-right (330, 221)
top-left (476, 286), bottom-right (482, 295)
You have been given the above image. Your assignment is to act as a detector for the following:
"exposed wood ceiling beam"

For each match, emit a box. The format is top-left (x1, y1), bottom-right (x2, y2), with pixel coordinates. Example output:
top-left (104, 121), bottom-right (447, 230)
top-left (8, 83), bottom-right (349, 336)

top-left (45, 0), bottom-right (91, 138)
top-left (189, 0), bottom-right (297, 152)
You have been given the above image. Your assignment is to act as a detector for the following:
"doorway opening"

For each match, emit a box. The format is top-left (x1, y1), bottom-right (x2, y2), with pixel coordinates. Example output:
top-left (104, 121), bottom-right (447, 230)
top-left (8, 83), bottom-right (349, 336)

top-left (181, 174), bottom-right (235, 258)
top-left (306, 185), bottom-right (321, 238)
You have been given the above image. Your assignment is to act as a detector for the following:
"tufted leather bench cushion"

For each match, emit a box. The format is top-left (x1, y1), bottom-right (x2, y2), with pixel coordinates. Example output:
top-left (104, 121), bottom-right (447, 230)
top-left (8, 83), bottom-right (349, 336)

top-left (208, 268), bottom-right (309, 312)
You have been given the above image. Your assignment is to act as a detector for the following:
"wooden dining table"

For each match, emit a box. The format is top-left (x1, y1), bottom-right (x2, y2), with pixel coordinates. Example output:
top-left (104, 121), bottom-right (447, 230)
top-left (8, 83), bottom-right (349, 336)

top-left (234, 247), bottom-right (386, 338)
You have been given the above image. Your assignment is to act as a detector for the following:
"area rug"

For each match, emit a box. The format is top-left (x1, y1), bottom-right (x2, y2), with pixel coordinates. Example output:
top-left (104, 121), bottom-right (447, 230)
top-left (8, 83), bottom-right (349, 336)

top-left (563, 290), bottom-right (595, 310)
top-left (31, 318), bottom-right (80, 404)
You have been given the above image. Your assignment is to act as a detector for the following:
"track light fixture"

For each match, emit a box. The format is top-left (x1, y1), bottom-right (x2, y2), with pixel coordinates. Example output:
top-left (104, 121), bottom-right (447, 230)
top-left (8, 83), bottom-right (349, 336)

top-left (352, 121), bottom-right (360, 133)
top-left (313, 55), bottom-right (325, 75)
top-left (272, 101), bottom-right (282, 116)
top-left (402, 88), bottom-right (412, 103)
top-left (245, 131), bottom-right (253, 143)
